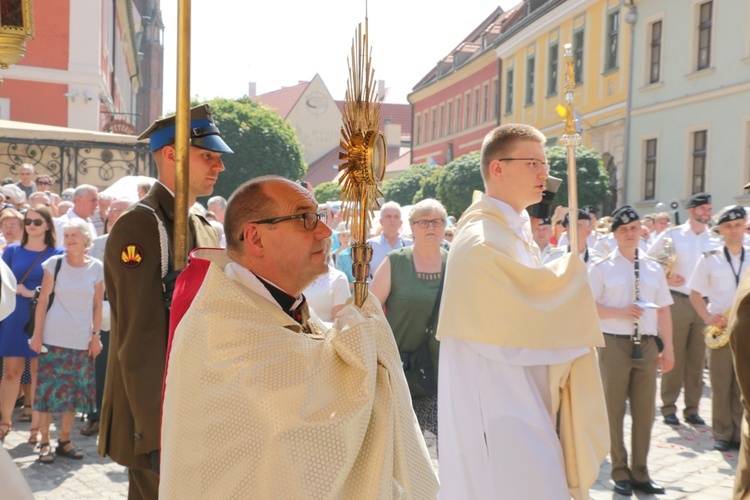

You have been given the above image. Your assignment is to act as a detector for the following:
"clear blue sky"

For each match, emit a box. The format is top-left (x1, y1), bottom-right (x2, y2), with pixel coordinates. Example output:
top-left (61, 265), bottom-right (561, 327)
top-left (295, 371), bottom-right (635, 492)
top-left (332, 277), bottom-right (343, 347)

top-left (161, 1), bottom-right (520, 113)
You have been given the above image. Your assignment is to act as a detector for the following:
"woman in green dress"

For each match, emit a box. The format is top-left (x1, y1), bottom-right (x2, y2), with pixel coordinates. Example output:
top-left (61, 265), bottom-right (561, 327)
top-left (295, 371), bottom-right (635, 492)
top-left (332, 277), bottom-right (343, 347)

top-left (371, 199), bottom-right (448, 435)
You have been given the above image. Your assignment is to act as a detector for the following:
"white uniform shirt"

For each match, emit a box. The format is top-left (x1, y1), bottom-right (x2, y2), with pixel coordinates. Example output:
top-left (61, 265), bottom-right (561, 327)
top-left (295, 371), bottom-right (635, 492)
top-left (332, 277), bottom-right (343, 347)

top-left (688, 246), bottom-right (750, 314)
top-left (589, 249), bottom-right (673, 336)
top-left (647, 223), bottom-right (721, 295)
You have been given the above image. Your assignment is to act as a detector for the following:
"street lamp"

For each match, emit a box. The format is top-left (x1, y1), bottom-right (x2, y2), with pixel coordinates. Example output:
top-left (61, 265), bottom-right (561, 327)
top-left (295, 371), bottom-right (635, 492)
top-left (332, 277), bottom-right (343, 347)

top-left (621, 0), bottom-right (637, 205)
top-left (0, 0), bottom-right (35, 83)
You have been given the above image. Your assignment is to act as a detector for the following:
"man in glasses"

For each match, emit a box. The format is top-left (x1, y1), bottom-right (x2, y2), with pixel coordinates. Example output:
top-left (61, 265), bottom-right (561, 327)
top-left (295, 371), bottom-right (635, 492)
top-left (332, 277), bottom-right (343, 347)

top-left (158, 176), bottom-right (438, 498)
top-left (436, 124), bottom-right (608, 498)
top-left (14, 163), bottom-right (37, 199)
top-left (99, 104), bottom-right (231, 499)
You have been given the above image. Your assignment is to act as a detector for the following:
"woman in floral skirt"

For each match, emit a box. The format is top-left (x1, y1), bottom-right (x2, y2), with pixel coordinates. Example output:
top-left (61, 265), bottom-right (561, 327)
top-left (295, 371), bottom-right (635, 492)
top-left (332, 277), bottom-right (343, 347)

top-left (29, 218), bottom-right (103, 463)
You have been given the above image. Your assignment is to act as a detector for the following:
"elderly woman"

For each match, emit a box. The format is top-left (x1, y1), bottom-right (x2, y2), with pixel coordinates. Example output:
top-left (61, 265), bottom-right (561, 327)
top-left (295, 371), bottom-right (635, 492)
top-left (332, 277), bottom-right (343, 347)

top-left (371, 198), bottom-right (448, 435)
top-left (0, 206), bottom-right (63, 443)
top-left (29, 218), bottom-right (103, 463)
top-left (0, 208), bottom-right (24, 251)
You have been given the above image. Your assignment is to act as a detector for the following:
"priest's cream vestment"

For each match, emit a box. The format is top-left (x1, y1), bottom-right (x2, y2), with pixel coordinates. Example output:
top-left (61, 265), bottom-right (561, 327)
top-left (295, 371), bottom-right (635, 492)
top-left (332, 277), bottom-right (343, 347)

top-left (436, 194), bottom-right (609, 500)
top-left (160, 251), bottom-right (439, 499)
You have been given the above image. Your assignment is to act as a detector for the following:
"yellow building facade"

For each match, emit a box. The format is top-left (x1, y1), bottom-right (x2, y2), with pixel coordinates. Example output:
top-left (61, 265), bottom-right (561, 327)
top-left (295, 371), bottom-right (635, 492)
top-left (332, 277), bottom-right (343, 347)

top-left (496, 0), bottom-right (631, 214)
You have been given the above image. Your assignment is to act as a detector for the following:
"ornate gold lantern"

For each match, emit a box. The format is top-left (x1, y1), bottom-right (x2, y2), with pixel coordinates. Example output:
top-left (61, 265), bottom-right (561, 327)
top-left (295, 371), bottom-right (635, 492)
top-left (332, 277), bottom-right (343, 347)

top-left (0, 0), bottom-right (34, 77)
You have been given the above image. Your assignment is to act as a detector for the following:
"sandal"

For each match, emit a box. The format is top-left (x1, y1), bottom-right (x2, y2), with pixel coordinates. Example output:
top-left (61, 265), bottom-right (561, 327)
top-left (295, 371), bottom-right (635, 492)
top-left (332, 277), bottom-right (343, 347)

top-left (28, 428), bottom-right (40, 445)
top-left (56, 439), bottom-right (84, 460)
top-left (19, 408), bottom-right (32, 423)
top-left (39, 442), bottom-right (55, 464)
top-left (0, 423), bottom-right (11, 443)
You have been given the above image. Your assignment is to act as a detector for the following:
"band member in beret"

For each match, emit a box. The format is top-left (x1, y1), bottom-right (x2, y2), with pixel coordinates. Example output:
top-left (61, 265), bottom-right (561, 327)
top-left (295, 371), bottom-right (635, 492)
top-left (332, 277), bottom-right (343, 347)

top-left (688, 205), bottom-right (749, 452)
top-left (589, 205), bottom-right (674, 496)
top-left (648, 192), bottom-right (721, 427)
top-left (98, 104), bottom-right (231, 499)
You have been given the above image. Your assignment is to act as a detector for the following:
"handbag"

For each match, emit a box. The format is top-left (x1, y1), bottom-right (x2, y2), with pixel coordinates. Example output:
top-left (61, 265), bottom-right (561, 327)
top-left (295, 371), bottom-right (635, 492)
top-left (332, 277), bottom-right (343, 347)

top-left (24, 256), bottom-right (63, 337)
top-left (400, 265), bottom-right (446, 399)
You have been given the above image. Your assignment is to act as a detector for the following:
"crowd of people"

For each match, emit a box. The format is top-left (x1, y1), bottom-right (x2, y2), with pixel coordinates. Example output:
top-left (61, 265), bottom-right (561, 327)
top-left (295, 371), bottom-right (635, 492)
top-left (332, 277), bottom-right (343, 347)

top-left (2, 108), bottom-right (750, 500)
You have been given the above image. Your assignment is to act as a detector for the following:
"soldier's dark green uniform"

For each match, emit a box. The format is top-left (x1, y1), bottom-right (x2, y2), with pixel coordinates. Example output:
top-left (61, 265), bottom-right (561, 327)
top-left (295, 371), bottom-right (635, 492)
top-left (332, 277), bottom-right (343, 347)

top-left (98, 105), bottom-right (232, 500)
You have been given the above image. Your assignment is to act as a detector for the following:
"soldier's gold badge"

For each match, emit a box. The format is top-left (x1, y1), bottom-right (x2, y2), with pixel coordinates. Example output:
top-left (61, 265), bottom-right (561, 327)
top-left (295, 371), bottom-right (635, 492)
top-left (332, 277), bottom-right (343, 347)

top-left (121, 244), bottom-right (143, 268)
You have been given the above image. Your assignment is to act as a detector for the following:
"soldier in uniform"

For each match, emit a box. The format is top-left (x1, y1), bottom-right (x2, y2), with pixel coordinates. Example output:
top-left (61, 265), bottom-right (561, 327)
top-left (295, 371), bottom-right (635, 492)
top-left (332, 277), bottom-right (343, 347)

top-left (589, 205), bottom-right (675, 496)
top-left (98, 104), bottom-right (232, 499)
top-left (688, 206), bottom-right (749, 451)
top-left (648, 192), bottom-right (720, 427)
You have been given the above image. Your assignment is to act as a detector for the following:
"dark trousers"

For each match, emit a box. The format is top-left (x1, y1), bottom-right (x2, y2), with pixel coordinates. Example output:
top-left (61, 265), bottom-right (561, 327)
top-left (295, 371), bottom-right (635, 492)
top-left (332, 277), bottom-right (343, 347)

top-left (128, 467), bottom-right (159, 500)
top-left (88, 330), bottom-right (110, 422)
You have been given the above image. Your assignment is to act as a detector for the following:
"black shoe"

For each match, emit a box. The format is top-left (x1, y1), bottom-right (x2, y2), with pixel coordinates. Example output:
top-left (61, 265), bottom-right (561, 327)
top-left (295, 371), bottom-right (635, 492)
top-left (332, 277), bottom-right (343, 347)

top-left (663, 413), bottom-right (680, 426)
top-left (632, 479), bottom-right (665, 494)
top-left (684, 414), bottom-right (706, 425)
top-left (80, 420), bottom-right (99, 437)
top-left (613, 480), bottom-right (632, 496)
top-left (714, 439), bottom-right (730, 451)
top-left (731, 440), bottom-right (742, 450)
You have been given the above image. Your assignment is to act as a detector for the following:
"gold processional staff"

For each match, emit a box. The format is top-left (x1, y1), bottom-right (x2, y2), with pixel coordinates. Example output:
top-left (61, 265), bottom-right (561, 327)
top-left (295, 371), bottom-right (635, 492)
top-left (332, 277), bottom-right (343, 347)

top-left (560, 43), bottom-right (581, 254)
top-left (338, 17), bottom-right (387, 307)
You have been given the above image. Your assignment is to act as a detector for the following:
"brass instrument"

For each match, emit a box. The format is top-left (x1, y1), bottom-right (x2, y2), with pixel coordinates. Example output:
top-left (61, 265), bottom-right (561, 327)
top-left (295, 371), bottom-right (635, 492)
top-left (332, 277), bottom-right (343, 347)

top-left (656, 236), bottom-right (677, 278)
top-left (704, 311), bottom-right (730, 349)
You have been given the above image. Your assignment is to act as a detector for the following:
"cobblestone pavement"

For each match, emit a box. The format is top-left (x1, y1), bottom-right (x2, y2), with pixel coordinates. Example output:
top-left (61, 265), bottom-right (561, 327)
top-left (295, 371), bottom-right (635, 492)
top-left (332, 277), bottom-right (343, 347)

top-left (2, 369), bottom-right (739, 498)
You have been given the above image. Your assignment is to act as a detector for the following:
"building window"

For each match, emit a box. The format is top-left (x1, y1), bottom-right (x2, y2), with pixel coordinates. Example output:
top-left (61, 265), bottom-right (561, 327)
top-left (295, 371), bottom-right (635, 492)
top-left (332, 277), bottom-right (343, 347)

top-left (455, 96), bottom-right (461, 131)
top-left (573, 29), bottom-right (584, 83)
top-left (492, 78), bottom-right (499, 119)
top-left (423, 114), bottom-right (428, 144)
top-left (547, 43), bottom-right (558, 95)
top-left (505, 68), bottom-right (514, 114)
top-left (473, 89), bottom-right (480, 126)
top-left (483, 83), bottom-right (489, 122)
top-left (697, 1), bottom-right (712, 70)
top-left (415, 116), bottom-right (421, 146)
top-left (438, 105), bottom-right (444, 139)
top-left (447, 101), bottom-right (453, 135)
top-left (464, 93), bottom-right (471, 129)
top-left (605, 10), bottom-right (619, 70)
top-left (525, 56), bottom-right (535, 105)
top-left (692, 130), bottom-right (707, 194)
top-left (644, 139), bottom-right (657, 200)
top-left (649, 21), bottom-right (662, 84)
top-left (431, 109), bottom-right (437, 141)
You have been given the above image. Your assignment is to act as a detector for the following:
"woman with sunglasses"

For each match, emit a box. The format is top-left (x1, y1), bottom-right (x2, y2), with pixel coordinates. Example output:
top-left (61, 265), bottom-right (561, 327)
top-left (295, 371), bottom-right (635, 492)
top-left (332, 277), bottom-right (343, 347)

top-left (371, 198), bottom-right (449, 436)
top-left (34, 175), bottom-right (60, 215)
top-left (0, 206), bottom-right (63, 444)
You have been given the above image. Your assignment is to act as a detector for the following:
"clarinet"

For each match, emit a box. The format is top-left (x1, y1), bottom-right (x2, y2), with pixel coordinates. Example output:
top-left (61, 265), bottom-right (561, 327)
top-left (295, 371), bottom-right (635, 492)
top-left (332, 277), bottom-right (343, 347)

top-left (632, 252), bottom-right (643, 360)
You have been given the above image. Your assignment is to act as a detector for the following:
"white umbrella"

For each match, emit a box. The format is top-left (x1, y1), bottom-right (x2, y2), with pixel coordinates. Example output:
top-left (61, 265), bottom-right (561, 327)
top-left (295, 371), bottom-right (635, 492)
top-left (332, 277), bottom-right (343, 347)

top-left (100, 175), bottom-right (156, 201)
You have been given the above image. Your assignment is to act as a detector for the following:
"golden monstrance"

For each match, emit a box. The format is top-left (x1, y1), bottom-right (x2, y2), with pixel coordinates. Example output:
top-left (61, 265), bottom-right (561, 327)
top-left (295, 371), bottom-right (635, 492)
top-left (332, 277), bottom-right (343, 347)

top-left (338, 17), bottom-right (386, 307)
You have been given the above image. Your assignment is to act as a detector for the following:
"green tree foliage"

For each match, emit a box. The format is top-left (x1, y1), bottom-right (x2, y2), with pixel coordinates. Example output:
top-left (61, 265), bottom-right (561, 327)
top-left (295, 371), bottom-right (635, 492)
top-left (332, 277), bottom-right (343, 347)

top-left (546, 146), bottom-right (610, 209)
top-left (437, 151), bottom-right (483, 217)
top-left (381, 163), bottom-right (438, 206)
top-left (313, 181), bottom-right (341, 204)
top-left (202, 97), bottom-right (306, 199)
top-left (413, 167), bottom-right (444, 204)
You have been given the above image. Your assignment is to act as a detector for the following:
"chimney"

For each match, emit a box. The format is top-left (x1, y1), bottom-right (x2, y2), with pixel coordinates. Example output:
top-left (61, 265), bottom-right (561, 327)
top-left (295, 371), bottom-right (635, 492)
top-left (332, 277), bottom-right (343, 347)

top-left (248, 82), bottom-right (257, 99)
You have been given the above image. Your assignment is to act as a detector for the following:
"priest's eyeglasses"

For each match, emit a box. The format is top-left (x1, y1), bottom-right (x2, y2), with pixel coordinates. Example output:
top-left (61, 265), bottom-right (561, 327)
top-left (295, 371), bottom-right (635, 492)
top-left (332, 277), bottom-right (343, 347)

top-left (239, 211), bottom-right (327, 240)
top-left (498, 158), bottom-right (551, 174)
top-left (412, 218), bottom-right (447, 229)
